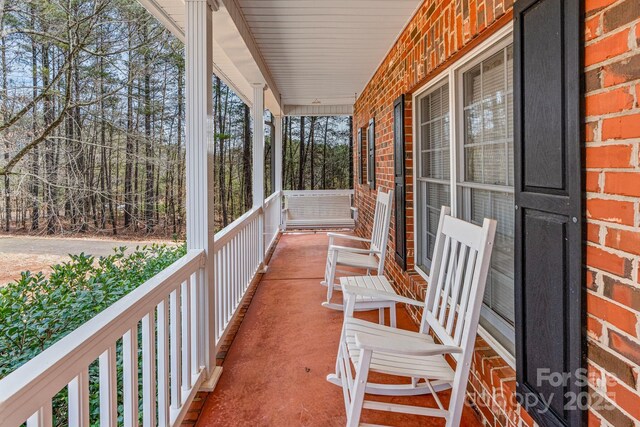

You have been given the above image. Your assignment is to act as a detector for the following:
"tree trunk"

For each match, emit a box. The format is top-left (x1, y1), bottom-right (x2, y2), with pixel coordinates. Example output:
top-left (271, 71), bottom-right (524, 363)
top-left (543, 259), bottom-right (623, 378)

top-left (30, 13), bottom-right (39, 231)
top-left (348, 116), bottom-right (353, 189)
top-left (298, 117), bottom-right (305, 190)
top-left (175, 62), bottom-right (184, 233)
top-left (124, 24), bottom-right (134, 229)
top-left (322, 117), bottom-right (329, 189)
top-left (143, 24), bottom-right (154, 233)
top-left (242, 103), bottom-right (252, 210)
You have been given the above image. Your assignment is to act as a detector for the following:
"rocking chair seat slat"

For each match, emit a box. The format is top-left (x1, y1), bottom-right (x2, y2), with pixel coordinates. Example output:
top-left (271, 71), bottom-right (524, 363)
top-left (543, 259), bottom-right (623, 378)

top-left (334, 251), bottom-right (378, 270)
top-left (344, 319), bottom-right (456, 382)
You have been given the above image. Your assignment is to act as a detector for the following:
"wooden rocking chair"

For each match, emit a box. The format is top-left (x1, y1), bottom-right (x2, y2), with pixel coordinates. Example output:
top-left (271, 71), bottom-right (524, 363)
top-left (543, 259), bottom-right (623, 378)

top-left (321, 189), bottom-right (393, 311)
top-left (328, 209), bottom-right (496, 426)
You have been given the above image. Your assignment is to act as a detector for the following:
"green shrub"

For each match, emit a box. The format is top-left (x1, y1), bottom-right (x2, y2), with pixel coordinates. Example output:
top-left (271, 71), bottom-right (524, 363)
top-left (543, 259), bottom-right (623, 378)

top-left (0, 243), bottom-right (187, 425)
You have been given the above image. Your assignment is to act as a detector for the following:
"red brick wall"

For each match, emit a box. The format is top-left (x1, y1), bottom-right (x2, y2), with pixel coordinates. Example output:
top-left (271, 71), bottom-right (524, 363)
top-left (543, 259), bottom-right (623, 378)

top-left (352, 0), bottom-right (640, 425)
top-left (584, 0), bottom-right (640, 425)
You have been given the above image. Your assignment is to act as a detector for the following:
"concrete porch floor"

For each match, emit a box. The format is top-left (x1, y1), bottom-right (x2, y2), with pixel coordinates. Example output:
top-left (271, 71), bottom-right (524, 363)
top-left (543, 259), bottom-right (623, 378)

top-left (196, 232), bottom-right (483, 426)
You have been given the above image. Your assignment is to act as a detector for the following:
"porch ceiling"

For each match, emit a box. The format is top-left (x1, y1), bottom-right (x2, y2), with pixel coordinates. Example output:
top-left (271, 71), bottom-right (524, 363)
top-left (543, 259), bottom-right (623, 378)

top-left (237, 0), bottom-right (421, 111)
top-left (138, 0), bottom-right (422, 116)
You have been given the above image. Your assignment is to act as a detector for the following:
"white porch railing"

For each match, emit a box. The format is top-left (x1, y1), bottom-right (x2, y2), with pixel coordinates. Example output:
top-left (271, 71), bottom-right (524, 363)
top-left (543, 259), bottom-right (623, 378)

top-left (0, 249), bottom-right (207, 427)
top-left (213, 190), bottom-right (282, 345)
top-left (264, 190), bottom-right (282, 251)
top-left (0, 191), bottom-right (284, 427)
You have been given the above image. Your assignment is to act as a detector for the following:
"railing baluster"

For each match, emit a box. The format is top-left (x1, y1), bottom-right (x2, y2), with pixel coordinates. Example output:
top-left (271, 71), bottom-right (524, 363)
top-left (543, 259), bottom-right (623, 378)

top-left (170, 289), bottom-right (182, 411)
top-left (99, 345), bottom-right (117, 427)
top-left (198, 266), bottom-right (206, 370)
top-left (244, 225), bottom-right (248, 287)
top-left (235, 234), bottom-right (240, 305)
top-left (226, 243), bottom-right (232, 323)
top-left (142, 311), bottom-right (156, 427)
top-left (231, 236), bottom-right (236, 309)
top-left (216, 251), bottom-right (222, 342)
top-left (190, 272), bottom-right (199, 378)
top-left (241, 226), bottom-right (246, 292)
top-left (157, 299), bottom-right (170, 427)
top-left (68, 368), bottom-right (89, 427)
top-left (122, 327), bottom-right (138, 427)
top-left (181, 278), bottom-right (192, 391)
top-left (26, 403), bottom-right (52, 427)
top-left (223, 244), bottom-right (228, 327)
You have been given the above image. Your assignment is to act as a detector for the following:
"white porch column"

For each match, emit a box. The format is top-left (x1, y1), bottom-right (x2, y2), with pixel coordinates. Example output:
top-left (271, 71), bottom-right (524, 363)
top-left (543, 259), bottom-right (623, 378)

top-left (252, 84), bottom-right (266, 265)
top-left (185, 0), bottom-right (219, 388)
top-left (274, 115), bottom-right (283, 193)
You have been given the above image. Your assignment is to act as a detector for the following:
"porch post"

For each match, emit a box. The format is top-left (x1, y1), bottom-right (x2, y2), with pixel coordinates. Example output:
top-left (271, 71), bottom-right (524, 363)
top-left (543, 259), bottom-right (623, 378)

top-left (252, 83), bottom-right (265, 265)
top-left (274, 115), bottom-right (283, 193)
top-left (185, 0), bottom-right (219, 388)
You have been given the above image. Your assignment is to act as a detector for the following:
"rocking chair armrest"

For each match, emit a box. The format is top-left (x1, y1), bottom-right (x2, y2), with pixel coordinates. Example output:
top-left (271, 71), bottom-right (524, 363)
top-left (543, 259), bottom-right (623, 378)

top-left (327, 232), bottom-right (371, 243)
top-left (342, 285), bottom-right (425, 308)
top-left (354, 332), bottom-right (462, 357)
top-left (328, 245), bottom-right (380, 255)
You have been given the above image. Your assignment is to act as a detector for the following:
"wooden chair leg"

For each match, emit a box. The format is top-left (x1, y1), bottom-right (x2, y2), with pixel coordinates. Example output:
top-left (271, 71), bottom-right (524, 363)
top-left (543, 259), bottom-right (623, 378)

top-left (326, 251), bottom-right (338, 302)
top-left (390, 304), bottom-right (397, 328)
top-left (347, 349), bottom-right (372, 427)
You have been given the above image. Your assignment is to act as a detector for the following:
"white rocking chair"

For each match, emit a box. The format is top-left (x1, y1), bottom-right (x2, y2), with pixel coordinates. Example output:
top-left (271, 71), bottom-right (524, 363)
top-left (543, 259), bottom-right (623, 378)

top-left (328, 209), bottom-right (497, 427)
top-left (321, 189), bottom-right (393, 311)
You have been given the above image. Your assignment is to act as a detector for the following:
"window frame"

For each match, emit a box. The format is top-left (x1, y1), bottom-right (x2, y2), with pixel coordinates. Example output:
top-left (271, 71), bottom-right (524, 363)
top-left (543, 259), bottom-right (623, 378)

top-left (411, 23), bottom-right (515, 367)
top-left (358, 128), bottom-right (364, 185)
top-left (367, 118), bottom-right (376, 189)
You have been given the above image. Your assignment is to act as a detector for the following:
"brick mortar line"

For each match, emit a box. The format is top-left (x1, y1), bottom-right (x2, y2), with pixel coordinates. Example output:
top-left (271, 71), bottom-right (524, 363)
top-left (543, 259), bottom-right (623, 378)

top-left (586, 193), bottom-right (640, 203)
top-left (586, 244), bottom-right (640, 261)
top-left (585, 140), bottom-right (640, 145)
top-left (588, 356), bottom-right (640, 388)
top-left (588, 267), bottom-right (640, 287)
top-left (586, 241), bottom-right (640, 257)
top-left (586, 108), bottom-right (640, 121)
top-left (588, 0), bottom-right (631, 15)
top-left (589, 384), bottom-right (640, 423)
top-left (584, 19), bottom-right (640, 47)
top-left (587, 288), bottom-right (640, 316)
top-left (586, 81), bottom-right (640, 97)
top-left (584, 48), bottom-right (640, 72)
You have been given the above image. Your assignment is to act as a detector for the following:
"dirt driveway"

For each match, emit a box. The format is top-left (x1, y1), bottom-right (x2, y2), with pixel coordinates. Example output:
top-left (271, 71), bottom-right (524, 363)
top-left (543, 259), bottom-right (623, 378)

top-left (0, 236), bottom-right (171, 286)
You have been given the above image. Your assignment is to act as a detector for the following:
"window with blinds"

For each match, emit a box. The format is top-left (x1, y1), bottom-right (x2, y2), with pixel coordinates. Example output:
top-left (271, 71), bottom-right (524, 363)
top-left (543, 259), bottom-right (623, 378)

top-left (415, 38), bottom-right (515, 355)
top-left (459, 45), bottom-right (515, 353)
top-left (416, 82), bottom-right (450, 270)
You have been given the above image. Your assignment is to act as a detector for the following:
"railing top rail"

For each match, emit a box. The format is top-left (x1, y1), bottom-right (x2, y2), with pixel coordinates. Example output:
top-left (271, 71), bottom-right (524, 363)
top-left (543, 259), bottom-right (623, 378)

top-left (214, 205), bottom-right (262, 248)
top-left (0, 249), bottom-right (206, 425)
top-left (264, 190), bottom-right (282, 207)
top-left (283, 189), bottom-right (354, 197)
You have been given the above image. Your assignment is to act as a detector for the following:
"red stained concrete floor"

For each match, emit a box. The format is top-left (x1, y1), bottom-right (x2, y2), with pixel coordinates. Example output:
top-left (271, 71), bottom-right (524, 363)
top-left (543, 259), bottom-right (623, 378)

top-left (197, 232), bottom-right (483, 427)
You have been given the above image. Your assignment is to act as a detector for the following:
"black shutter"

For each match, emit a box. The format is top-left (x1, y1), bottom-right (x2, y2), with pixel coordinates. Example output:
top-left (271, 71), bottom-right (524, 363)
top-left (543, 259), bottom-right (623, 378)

top-left (393, 96), bottom-right (407, 270)
top-left (513, 0), bottom-right (584, 426)
top-left (358, 128), bottom-right (364, 185)
top-left (367, 118), bottom-right (375, 189)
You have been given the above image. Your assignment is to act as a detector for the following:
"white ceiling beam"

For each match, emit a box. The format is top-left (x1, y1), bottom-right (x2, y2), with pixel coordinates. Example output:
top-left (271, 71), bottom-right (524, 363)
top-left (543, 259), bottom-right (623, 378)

top-left (283, 104), bottom-right (353, 117)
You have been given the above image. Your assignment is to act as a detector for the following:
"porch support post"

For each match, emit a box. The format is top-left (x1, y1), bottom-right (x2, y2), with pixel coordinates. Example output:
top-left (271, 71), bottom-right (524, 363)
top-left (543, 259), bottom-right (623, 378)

top-left (252, 83), bottom-right (265, 265)
top-left (185, 0), bottom-right (220, 389)
top-left (274, 115), bottom-right (283, 193)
